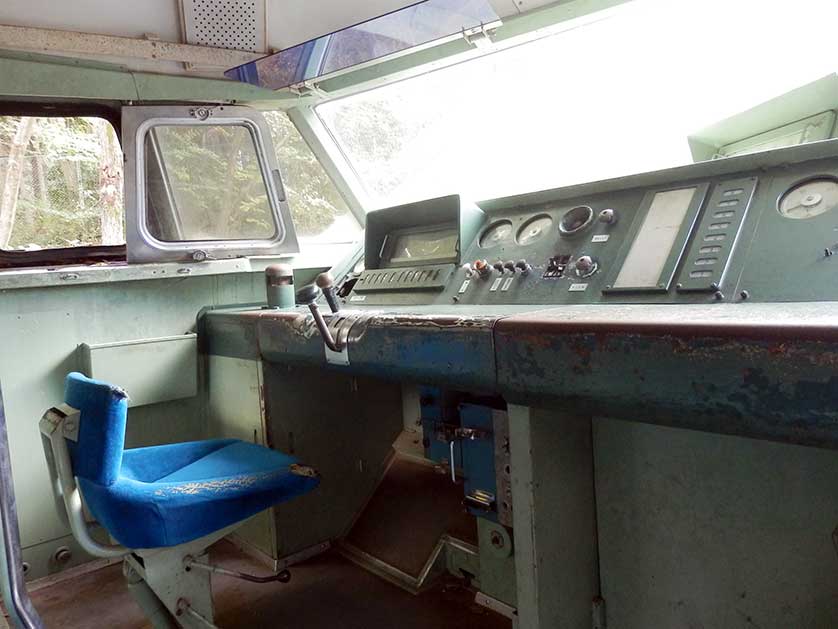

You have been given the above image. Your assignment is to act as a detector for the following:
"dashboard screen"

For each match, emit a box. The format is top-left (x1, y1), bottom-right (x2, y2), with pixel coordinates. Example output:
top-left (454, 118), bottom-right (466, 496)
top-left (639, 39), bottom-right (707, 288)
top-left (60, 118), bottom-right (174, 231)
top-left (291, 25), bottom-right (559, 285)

top-left (612, 187), bottom-right (697, 289)
top-left (384, 226), bottom-right (459, 266)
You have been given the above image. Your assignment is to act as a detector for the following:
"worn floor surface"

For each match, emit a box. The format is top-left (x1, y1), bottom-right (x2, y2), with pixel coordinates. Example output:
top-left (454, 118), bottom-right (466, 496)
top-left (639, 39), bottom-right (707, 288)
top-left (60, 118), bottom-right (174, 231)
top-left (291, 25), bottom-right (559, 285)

top-left (26, 541), bottom-right (510, 629)
top-left (345, 454), bottom-right (478, 578)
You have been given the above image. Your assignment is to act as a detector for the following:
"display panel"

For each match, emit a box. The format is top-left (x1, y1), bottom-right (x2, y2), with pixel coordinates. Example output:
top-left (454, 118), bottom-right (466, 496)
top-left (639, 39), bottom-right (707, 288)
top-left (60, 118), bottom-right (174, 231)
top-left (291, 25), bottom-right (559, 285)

top-left (382, 225), bottom-right (459, 267)
top-left (612, 187), bottom-right (697, 289)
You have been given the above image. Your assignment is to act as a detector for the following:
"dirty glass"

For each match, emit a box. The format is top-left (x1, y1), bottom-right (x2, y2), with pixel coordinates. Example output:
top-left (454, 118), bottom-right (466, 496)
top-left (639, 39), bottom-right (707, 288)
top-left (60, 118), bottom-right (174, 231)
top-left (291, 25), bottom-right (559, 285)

top-left (145, 124), bottom-right (278, 242)
top-left (317, 0), bottom-right (838, 209)
top-left (0, 116), bottom-right (124, 251)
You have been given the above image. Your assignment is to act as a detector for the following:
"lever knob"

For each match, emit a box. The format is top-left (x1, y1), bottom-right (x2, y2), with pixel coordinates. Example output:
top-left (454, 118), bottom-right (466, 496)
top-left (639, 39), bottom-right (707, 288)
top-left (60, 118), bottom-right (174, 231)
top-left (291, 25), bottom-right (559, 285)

top-left (493, 261), bottom-right (506, 274)
top-left (503, 261), bottom-right (516, 274)
top-left (295, 284), bottom-right (321, 306)
top-left (315, 272), bottom-right (335, 289)
top-left (315, 272), bottom-right (340, 313)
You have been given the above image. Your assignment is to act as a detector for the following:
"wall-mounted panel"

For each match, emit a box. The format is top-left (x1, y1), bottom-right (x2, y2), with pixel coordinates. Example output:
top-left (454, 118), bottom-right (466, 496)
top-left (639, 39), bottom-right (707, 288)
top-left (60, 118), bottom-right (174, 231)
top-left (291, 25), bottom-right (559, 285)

top-left (79, 334), bottom-right (198, 408)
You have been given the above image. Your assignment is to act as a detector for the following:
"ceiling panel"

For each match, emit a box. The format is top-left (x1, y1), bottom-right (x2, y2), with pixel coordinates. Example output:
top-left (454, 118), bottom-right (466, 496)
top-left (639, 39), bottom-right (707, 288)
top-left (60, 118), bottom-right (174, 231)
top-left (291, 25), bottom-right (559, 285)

top-left (0, 0), bottom-right (182, 40)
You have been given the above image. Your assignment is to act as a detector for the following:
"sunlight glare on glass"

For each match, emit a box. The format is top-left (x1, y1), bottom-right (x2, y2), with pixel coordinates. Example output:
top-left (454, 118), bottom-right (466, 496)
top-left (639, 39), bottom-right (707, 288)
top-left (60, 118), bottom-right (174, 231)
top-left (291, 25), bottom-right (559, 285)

top-left (318, 0), bottom-right (838, 208)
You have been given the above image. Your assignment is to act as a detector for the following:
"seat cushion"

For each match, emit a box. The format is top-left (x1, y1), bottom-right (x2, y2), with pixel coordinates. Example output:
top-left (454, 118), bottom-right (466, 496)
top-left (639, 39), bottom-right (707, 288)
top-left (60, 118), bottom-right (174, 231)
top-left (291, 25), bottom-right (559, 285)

top-left (80, 439), bottom-right (318, 549)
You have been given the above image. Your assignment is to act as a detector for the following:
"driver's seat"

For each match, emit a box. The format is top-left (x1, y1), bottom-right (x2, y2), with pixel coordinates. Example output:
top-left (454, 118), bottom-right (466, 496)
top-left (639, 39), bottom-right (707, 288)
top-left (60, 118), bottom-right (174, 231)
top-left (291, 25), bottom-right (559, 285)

top-left (41, 372), bottom-right (319, 628)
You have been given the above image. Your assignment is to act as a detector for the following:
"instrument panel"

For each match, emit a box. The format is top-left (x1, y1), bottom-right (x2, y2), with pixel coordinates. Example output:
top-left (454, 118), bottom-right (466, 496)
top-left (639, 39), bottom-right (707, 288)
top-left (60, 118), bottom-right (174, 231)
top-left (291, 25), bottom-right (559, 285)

top-left (343, 140), bottom-right (838, 307)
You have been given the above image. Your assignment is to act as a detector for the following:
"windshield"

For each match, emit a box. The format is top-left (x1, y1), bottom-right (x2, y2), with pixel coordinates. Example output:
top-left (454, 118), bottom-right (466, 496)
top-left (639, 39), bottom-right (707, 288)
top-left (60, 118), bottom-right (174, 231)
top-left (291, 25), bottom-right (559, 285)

top-left (317, 0), bottom-right (838, 209)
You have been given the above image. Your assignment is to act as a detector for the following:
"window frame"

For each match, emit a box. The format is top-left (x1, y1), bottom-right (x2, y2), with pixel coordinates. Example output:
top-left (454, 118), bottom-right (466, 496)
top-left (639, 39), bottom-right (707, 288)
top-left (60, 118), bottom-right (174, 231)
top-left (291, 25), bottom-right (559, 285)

top-left (0, 102), bottom-right (126, 269)
top-left (123, 105), bottom-right (299, 264)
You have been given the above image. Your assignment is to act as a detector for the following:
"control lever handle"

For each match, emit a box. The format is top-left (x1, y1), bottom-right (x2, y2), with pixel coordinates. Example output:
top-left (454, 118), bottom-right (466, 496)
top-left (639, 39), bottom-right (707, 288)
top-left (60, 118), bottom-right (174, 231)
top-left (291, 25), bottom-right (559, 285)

top-left (295, 285), bottom-right (340, 352)
top-left (316, 272), bottom-right (340, 314)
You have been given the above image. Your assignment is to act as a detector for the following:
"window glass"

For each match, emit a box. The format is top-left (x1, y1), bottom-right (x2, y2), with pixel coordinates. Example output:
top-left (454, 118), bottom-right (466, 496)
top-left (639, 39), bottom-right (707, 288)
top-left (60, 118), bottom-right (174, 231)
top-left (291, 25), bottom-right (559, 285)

top-left (317, 0), bottom-right (838, 209)
top-left (145, 124), bottom-right (277, 242)
top-left (0, 116), bottom-right (123, 251)
top-left (264, 111), bottom-right (361, 244)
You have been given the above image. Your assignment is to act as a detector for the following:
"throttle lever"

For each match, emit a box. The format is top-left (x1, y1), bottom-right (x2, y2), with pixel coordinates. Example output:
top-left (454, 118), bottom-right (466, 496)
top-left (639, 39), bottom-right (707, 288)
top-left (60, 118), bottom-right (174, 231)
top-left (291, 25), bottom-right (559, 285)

top-left (295, 285), bottom-right (340, 352)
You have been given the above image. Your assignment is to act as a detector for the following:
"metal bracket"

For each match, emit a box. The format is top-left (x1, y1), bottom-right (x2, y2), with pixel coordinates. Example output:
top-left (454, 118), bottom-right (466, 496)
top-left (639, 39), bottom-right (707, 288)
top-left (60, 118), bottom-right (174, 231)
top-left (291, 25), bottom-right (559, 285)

top-left (289, 81), bottom-right (331, 99)
top-left (461, 21), bottom-right (499, 49)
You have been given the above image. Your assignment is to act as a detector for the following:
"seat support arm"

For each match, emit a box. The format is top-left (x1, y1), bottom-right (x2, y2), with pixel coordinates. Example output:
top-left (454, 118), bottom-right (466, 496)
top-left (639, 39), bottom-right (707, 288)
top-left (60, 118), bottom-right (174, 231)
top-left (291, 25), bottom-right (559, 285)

top-left (39, 405), bottom-right (128, 559)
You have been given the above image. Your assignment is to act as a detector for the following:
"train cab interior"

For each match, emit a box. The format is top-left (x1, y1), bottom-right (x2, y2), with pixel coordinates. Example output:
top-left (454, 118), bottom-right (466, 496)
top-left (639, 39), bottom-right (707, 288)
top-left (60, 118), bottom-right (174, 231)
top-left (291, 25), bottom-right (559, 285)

top-left (0, 0), bottom-right (836, 627)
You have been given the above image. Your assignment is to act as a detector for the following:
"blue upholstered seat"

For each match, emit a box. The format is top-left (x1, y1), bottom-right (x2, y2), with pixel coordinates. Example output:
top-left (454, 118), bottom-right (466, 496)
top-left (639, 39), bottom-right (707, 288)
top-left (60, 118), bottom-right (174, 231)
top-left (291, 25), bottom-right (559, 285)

top-left (64, 372), bottom-right (319, 549)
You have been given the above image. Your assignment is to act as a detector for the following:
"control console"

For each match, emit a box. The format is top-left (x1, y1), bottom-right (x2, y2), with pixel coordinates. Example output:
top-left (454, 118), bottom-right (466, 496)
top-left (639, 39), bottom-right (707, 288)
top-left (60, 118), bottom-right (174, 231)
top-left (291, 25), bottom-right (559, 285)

top-left (338, 139), bottom-right (838, 307)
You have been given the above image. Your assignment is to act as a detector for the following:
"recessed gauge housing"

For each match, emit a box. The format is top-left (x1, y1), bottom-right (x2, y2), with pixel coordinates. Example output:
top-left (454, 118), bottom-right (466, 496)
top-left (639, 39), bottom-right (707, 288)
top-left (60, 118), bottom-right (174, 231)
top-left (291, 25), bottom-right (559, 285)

top-left (778, 176), bottom-right (838, 220)
top-left (559, 205), bottom-right (595, 236)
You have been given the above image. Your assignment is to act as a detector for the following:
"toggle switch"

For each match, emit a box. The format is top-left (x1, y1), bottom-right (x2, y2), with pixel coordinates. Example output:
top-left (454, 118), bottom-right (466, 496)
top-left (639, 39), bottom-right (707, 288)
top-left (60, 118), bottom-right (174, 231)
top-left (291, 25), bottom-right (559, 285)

top-left (514, 260), bottom-right (532, 275)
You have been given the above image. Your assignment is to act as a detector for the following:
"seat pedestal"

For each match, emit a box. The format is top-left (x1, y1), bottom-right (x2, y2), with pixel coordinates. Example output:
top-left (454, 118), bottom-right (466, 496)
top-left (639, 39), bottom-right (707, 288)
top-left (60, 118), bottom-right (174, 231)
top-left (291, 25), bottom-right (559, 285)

top-left (125, 526), bottom-right (237, 629)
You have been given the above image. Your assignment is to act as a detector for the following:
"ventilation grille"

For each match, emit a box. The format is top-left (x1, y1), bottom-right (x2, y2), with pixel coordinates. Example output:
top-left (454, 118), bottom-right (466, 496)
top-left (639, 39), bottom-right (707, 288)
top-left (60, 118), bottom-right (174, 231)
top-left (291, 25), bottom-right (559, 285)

top-left (181, 0), bottom-right (266, 53)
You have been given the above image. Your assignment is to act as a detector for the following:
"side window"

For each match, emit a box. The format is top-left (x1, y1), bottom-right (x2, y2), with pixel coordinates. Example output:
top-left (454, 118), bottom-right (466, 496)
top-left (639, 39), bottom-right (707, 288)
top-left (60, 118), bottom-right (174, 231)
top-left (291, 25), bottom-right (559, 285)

top-left (124, 106), bottom-right (299, 263)
top-left (145, 125), bottom-right (277, 242)
top-left (264, 111), bottom-right (361, 246)
top-left (0, 115), bottom-right (124, 256)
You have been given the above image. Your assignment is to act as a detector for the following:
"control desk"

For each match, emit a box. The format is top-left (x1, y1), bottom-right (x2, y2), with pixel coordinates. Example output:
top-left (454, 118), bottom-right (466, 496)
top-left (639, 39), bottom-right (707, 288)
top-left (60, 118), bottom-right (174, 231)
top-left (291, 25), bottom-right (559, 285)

top-left (201, 138), bottom-right (838, 629)
top-left (206, 139), bottom-right (838, 450)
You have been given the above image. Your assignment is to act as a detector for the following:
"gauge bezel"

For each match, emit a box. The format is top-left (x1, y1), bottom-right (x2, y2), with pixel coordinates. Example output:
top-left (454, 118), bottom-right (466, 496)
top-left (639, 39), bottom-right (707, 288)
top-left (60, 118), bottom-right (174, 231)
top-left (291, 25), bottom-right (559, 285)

top-left (515, 213), bottom-right (554, 246)
top-left (776, 175), bottom-right (838, 220)
top-left (479, 219), bottom-right (514, 248)
top-left (559, 205), bottom-right (595, 236)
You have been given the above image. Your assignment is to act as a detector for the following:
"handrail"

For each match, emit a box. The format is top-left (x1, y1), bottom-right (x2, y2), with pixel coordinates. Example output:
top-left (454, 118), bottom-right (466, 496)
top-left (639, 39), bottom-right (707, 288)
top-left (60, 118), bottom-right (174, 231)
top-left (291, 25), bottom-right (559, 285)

top-left (0, 381), bottom-right (44, 628)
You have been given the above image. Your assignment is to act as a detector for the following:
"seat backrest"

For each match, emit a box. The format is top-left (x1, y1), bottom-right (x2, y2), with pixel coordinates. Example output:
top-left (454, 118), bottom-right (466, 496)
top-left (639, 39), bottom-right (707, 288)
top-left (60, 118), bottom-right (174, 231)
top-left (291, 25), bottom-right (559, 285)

top-left (64, 372), bottom-right (128, 487)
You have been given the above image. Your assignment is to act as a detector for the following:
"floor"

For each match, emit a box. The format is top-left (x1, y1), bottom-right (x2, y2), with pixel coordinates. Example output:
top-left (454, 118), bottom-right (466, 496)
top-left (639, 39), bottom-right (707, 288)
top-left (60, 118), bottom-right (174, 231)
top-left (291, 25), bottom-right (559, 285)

top-left (345, 454), bottom-right (477, 578)
top-left (27, 541), bottom-right (511, 629)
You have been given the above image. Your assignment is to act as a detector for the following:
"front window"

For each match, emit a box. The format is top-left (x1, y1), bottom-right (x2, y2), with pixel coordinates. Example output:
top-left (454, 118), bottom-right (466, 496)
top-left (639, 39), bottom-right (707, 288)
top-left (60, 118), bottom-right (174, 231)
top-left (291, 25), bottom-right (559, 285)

top-left (264, 111), bottom-right (361, 245)
top-left (318, 0), bottom-right (838, 209)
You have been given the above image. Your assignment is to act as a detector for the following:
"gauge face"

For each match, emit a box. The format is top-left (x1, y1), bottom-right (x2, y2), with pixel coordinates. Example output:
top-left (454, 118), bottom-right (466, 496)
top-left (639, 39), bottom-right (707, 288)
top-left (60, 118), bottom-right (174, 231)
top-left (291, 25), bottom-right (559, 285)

top-left (559, 205), bottom-right (594, 236)
top-left (479, 220), bottom-right (514, 248)
top-left (353, 259), bottom-right (365, 274)
top-left (778, 178), bottom-right (838, 219)
top-left (516, 215), bottom-right (553, 245)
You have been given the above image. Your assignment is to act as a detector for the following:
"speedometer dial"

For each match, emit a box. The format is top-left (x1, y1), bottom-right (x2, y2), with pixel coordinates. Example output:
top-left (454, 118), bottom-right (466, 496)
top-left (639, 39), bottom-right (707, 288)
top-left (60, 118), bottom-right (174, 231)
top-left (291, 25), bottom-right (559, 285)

top-left (778, 178), bottom-right (838, 220)
top-left (480, 220), bottom-right (513, 248)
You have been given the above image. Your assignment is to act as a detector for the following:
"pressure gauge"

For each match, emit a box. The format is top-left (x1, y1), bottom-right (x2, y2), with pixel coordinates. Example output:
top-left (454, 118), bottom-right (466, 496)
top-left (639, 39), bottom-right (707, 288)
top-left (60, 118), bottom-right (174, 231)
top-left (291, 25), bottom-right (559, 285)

top-left (778, 177), bottom-right (838, 220)
top-left (480, 220), bottom-right (514, 248)
top-left (516, 215), bottom-right (553, 245)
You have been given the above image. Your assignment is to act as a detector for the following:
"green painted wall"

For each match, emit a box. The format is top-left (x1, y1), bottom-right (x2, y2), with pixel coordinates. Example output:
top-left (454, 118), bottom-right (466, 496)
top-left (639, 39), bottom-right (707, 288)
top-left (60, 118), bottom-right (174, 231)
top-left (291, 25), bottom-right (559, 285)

top-left (0, 270), bottom-right (265, 579)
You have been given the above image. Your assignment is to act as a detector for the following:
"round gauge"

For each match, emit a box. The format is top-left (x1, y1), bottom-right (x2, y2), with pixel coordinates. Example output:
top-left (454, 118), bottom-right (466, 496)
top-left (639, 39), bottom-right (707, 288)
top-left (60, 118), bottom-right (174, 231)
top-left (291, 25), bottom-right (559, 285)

top-left (559, 205), bottom-right (595, 236)
top-left (479, 220), bottom-right (514, 248)
top-left (516, 215), bottom-right (553, 245)
top-left (778, 177), bottom-right (838, 219)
